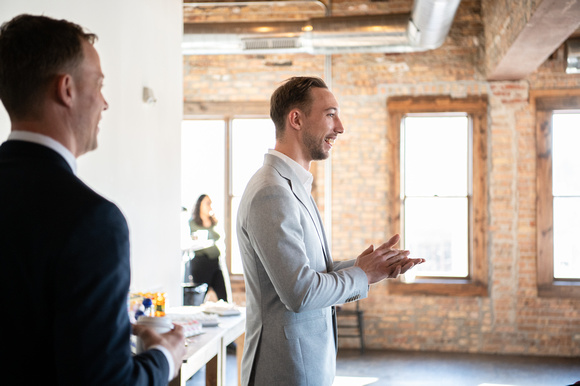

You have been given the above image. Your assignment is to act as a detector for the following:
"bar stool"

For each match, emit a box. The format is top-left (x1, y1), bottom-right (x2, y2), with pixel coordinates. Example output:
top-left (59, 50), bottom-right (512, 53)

top-left (336, 301), bottom-right (365, 354)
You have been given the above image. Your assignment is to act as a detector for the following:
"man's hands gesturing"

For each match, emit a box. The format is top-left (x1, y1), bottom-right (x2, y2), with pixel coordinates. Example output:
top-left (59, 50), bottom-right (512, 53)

top-left (354, 234), bottom-right (425, 285)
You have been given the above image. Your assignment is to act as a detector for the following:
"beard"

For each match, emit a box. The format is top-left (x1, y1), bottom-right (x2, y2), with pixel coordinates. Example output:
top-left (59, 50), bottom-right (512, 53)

top-left (302, 128), bottom-right (330, 161)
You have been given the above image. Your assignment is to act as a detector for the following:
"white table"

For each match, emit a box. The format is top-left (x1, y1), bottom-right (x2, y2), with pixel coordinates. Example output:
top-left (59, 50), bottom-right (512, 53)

top-left (169, 307), bottom-right (246, 386)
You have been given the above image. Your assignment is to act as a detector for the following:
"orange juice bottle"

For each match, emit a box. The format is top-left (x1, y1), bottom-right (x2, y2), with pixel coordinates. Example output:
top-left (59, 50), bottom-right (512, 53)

top-left (155, 292), bottom-right (166, 317)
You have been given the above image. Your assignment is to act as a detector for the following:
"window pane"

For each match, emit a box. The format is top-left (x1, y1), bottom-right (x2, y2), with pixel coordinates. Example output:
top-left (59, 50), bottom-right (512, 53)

top-left (404, 116), bottom-right (468, 196)
top-left (230, 196), bottom-right (243, 275)
top-left (181, 120), bottom-right (225, 249)
top-left (404, 197), bottom-right (469, 278)
top-left (231, 119), bottom-right (276, 197)
top-left (554, 197), bottom-right (580, 280)
top-left (553, 113), bottom-right (580, 196)
top-left (231, 119), bottom-right (275, 274)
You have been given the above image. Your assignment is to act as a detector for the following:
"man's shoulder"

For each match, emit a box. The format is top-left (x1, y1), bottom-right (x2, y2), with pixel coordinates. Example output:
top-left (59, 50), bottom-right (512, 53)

top-left (47, 166), bottom-right (115, 210)
top-left (244, 163), bottom-right (292, 198)
top-left (237, 165), bottom-right (290, 212)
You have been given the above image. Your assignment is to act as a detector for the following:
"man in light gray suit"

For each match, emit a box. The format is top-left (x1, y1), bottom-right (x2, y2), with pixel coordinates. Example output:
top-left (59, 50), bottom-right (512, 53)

top-left (237, 76), bottom-right (425, 385)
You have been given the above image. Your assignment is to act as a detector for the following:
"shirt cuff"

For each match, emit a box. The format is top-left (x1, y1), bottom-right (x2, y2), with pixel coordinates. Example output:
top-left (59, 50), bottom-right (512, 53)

top-left (149, 345), bottom-right (175, 382)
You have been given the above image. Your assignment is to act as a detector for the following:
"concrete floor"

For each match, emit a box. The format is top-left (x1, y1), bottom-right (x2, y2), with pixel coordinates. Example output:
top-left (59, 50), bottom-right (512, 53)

top-left (187, 349), bottom-right (579, 386)
top-left (335, 349), bottom-right (579, 386)
top-left (185, 352), bottom-right (238, 386)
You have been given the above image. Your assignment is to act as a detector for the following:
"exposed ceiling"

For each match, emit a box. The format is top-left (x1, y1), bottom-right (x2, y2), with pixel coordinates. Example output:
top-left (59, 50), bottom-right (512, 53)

top-left (183, 0), bottom-right (580, 80)
top-left (487, 0), bottom-right (580, 80)
top-left (183, 0), bottom-right (462, 55)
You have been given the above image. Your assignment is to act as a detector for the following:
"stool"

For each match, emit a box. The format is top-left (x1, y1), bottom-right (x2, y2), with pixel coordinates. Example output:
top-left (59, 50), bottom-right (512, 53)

top-left (183, 283), bottom-right (208, 306)
top-left (336, 301), bottom-right (365, 354)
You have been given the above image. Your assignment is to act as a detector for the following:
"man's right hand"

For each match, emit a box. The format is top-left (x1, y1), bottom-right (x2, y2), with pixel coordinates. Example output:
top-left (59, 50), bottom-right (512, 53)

top-left (354, 234), bottom-right (424, 285)
top-left (133, 323), bottom-right (186, 379)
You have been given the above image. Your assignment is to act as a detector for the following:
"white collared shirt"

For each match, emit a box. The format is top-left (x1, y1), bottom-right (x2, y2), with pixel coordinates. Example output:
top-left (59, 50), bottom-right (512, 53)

top-left (7, 130), bottom-right (77, 175)
top-left (268, 149), bottom-right (314, 194)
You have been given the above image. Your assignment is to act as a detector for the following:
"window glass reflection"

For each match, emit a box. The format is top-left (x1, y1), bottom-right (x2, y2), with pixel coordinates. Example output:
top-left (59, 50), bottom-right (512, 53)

top-left (405, 197), bottom-right (469, 278)
top-left (402, 115), bottom-right (470, 279)
top-left (404, 116), bottom-right (468, 197)
top-left (552, 112), bottom-right (580, 280)
top-left (553, 113), bottom-right (580, 196)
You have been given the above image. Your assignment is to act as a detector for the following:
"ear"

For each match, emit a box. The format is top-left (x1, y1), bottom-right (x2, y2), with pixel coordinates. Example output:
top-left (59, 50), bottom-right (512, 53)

top-left (55, 74), bottom-right (74, 107)
top-left (287, 108), bottom-right (303, 131)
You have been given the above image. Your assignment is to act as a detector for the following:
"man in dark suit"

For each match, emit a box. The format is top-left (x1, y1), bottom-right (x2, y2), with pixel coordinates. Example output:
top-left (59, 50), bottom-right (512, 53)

top-left (0, 14), bottom-right (185, 385)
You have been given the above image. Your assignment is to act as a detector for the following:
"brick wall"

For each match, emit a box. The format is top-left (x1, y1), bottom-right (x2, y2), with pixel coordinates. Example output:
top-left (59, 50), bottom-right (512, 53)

top-left (183, 0), bottom-right (580, 357)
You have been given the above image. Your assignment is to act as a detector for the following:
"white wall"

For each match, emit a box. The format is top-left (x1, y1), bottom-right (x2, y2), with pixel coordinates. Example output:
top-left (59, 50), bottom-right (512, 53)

top-left (0, 1), bottom-right (184, 306)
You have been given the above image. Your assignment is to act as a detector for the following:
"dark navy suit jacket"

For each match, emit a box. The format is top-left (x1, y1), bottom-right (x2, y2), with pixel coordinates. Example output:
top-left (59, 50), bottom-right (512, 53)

top-left (0, 140), bottom-right (169, 385)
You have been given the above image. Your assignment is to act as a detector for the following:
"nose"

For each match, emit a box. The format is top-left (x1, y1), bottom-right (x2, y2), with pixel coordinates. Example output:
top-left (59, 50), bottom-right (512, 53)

top-left (103, 98), bottom-right (109, 111)
top-left (334, 117), bottom-right (345, 134)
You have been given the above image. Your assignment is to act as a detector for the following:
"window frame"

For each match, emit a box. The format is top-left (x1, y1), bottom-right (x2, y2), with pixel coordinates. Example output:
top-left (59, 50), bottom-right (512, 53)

top-left (387, 96), bottom-right (489, 297)
top-left (184, 101), bottom-right (270, 278)
top-left (532, 89), bottom-right (580, 298)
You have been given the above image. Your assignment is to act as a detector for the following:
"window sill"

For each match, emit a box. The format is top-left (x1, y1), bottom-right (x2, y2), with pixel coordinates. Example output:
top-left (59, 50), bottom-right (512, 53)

top-left (388, 278), bottom-right (488, 297)
top-left (538, 282), bottom-right (580, 298)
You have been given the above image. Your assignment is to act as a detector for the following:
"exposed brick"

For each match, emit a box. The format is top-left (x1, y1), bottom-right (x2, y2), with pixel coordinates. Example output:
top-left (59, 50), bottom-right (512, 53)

top-left (183, 0), bottom-right (580, 358)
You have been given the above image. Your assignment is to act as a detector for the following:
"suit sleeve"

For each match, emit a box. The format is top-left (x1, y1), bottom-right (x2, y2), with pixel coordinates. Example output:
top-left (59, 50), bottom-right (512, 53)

top-left (53, 200), bottom-right (169, 386)
top-left (333, 259), bottom-right (357, 271)
top-left (244, 183), bottom-right (368, 313)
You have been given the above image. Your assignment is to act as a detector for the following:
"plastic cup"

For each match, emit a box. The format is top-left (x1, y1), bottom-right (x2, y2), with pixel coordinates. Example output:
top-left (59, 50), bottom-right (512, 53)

top-left (135, 316), bottom-right (173, 354)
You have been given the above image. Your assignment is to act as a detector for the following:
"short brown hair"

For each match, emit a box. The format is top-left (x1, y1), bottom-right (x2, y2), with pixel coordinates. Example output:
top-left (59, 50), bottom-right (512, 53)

top-left (270, 76), bottom-right (328, 139)
top-left (0, 14), bottom-right (97, 119)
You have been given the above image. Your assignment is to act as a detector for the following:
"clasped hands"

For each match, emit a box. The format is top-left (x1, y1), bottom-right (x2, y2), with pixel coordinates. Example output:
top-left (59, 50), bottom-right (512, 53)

top-left (354, 234), bottom-right (425, 285)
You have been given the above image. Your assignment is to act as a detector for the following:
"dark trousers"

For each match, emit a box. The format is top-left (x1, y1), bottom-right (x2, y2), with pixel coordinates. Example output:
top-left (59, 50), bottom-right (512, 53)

top-left (191, 253), bottom-right (228, 302)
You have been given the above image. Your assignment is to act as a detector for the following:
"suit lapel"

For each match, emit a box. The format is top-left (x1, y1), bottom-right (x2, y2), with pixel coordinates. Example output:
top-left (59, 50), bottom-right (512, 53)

top-left (309, 196), bottom-right (333, 272)
top-left (264, 154), bottom-right (333, 270)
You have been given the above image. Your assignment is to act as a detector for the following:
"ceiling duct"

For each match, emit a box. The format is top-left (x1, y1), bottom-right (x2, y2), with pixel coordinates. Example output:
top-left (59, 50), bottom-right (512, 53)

top-left (566, 38), bottom-right (580, 74)
top-left (182, 0), bottom-right (462, 55)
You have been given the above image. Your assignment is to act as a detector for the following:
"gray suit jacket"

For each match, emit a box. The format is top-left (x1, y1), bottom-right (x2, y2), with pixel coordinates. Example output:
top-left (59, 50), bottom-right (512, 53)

top-left (237, 154), bottom-right (369, 386)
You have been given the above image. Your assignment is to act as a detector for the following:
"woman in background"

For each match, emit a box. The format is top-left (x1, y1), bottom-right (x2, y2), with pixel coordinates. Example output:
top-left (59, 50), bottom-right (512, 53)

top-left (189, 194), bottom-right (229, 302)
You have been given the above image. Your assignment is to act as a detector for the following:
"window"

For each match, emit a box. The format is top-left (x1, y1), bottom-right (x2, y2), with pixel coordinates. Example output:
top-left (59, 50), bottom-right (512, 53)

top-left (229, 119), bottom-right (276, 274)
top-left (402, 115), bottom-right (470, 279)
top-left (182, 102), bottom-right (274, 276)
top-left (534, 90), bottom-right (580, 298)
top-left (181, 119), bottom-right (225, 258)
top-left (552, 113), bottom-right (580, 280)
top-left (387, 96), bottom-right (488, 296)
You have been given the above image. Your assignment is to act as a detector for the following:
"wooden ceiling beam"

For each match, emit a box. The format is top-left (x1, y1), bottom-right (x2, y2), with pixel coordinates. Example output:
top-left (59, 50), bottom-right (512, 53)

top-left (488, 0), bottom-right (580, 81)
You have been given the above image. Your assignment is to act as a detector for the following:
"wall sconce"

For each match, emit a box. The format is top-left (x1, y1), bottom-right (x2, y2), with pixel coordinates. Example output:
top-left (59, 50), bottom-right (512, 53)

top-left (142, 86), bottom-right (157, 105)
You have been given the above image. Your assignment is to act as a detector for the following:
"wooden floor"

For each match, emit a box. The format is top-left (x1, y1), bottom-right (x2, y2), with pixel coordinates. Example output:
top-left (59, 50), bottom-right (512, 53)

top-left (187, 349), bottom-right (579, 386)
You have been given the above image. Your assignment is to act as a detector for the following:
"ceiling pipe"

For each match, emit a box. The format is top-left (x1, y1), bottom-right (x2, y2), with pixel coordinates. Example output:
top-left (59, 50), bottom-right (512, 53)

top-left (182, 0), bottom-right (462, 55)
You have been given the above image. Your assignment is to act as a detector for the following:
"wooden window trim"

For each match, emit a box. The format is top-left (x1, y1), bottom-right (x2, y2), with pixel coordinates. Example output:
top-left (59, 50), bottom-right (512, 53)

top-left (184, 101), bottom-right (269, 118)
top-left (386, 96), bottom-right (489, 297)
top-left (532, 89), bottom-right (580, 298)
